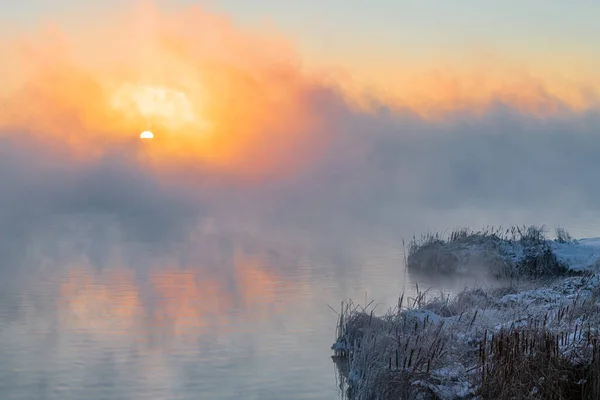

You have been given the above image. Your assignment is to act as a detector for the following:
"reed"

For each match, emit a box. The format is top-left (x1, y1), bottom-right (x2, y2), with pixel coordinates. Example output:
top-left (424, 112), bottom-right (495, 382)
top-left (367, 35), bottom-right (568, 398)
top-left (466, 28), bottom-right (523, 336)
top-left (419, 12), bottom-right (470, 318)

top-left (479, 324), bottom-right (600, 399)
top-left (332, 273), bottom-right (600, 399)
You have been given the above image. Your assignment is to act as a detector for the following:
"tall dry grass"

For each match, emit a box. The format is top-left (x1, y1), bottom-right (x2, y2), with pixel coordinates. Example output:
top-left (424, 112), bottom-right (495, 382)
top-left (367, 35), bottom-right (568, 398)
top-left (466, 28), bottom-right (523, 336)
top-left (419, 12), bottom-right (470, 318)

top-left (332, 273), bottom-right (600, 399)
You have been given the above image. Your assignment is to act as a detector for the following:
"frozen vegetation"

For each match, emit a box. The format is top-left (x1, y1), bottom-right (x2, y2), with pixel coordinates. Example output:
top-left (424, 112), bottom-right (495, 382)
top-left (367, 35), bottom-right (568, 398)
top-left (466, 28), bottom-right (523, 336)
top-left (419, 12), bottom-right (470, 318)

top-left (332, 226), bottom-right (600, 399)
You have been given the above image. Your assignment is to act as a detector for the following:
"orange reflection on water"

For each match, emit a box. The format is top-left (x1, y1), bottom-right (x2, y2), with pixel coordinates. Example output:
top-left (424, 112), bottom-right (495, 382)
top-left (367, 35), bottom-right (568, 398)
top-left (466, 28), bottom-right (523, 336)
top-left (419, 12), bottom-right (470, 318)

top-left (57, 252), bottom-right (290, 339)
top-left (59, 266), bottom-right (142, 333)
top-left (150, 270), bottom-right (223, 336)
top-left (150, 255), bottom-right (287, 336)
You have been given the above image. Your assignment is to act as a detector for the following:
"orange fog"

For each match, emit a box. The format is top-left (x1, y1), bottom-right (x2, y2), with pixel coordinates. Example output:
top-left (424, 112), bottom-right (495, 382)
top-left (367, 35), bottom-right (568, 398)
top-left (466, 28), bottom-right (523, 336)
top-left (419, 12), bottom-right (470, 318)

top-left (0, 3), bottom-right (327, 179)
top-left (0, 3), bottom-right (598, 178)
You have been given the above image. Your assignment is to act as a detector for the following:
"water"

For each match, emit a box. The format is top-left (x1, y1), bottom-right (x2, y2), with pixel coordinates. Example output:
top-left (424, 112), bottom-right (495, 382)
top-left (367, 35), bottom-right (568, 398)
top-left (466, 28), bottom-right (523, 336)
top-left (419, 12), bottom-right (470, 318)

top-left (1, 215), bottom-right (600, 399)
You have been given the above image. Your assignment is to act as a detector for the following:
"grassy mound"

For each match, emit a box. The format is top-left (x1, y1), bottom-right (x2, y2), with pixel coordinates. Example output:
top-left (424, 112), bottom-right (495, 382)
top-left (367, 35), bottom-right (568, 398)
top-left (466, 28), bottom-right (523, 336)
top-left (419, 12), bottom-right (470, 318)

top-left (406, 226), bottom-right (569, 278)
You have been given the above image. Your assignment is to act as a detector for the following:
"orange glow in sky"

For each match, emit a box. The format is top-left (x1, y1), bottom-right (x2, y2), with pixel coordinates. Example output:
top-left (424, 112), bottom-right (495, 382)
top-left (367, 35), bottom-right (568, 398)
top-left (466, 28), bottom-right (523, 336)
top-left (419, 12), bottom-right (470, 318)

top-left (0, 2), bottom-right (598, 178)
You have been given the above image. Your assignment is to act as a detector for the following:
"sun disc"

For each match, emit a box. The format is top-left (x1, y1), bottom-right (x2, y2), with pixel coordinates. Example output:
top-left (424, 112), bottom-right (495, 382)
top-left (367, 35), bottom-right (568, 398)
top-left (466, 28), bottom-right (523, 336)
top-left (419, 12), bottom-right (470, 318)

top-left (140, 130), bottom-right (154, 139)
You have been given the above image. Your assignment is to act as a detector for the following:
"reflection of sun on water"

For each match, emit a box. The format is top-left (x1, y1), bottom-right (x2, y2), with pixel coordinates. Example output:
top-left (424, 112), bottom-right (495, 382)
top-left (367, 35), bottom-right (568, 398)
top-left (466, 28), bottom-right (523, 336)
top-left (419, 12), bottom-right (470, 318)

top-left (150, 257), bottom-right (286, 337)
top-left (57, 254), bottom-right (291, 340)
top-left (59, 267), bottom-right (142, 332)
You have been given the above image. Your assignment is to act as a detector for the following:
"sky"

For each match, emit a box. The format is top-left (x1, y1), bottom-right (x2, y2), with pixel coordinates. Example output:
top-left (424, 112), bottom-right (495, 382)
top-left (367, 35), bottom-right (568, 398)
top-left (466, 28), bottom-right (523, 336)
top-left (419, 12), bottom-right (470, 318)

top-left (203, 1), bottom-right (600, 64)
top-left (5, 1), bottom-right (600, 53)
top-left (195, 1), bottom-right (600, 108)
top-left (3, 1), bottom-right (600, 86)
top-left (1, 0), bottom-right (600, 258)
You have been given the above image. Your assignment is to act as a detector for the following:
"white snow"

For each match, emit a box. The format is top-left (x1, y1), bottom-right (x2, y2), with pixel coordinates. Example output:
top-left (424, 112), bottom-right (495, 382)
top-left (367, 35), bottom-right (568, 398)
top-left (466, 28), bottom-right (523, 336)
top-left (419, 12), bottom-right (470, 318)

top-left (551, 237), bottom-right (600, 271)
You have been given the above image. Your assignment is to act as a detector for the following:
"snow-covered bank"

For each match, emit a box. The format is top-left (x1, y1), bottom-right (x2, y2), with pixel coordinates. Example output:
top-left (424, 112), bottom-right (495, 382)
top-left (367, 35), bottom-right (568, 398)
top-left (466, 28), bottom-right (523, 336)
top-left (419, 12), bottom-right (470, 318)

top-left (406, 226), bottom-right (600, 277)
top-left (551, 237), bottom-right (600, 272)
top-left (332, 228), bottom-right (600, 399)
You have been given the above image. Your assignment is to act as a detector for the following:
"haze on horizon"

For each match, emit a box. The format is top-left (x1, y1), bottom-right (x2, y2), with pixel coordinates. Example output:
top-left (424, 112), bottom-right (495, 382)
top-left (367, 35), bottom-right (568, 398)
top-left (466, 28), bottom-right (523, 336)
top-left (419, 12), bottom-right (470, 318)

top-left (0, 0), bottom-right (600, 259)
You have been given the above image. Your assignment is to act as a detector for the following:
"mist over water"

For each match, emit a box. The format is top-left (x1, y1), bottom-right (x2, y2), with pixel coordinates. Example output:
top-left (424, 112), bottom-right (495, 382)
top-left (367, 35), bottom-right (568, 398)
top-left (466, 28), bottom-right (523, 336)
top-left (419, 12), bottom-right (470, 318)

top-left (2, 138), bottom-right (600, 398)
top-left (2, 4), bottom-right (600, 399)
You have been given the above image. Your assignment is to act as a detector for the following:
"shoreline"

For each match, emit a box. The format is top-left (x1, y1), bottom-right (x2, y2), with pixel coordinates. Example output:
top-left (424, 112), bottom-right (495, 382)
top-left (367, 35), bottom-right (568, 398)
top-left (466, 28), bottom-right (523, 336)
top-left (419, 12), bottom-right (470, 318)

top-left (332, 227), bottom-right (600, 399)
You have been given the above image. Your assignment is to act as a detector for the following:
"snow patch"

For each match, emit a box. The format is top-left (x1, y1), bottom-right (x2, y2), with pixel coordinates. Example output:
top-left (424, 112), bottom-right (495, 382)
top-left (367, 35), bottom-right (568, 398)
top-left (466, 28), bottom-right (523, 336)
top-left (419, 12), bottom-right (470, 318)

top-left (551, 237), bottom-right (600, 271)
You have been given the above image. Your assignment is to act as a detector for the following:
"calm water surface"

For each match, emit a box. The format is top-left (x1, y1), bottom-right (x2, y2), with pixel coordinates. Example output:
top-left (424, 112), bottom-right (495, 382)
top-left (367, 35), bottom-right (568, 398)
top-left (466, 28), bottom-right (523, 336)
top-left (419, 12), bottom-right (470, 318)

top-left (1, 216), bottom-right (600, 399)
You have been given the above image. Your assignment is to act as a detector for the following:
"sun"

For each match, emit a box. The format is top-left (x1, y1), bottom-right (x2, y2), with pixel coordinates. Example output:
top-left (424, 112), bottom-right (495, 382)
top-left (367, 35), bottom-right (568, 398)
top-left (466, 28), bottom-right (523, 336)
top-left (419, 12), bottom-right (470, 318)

top-left (140, 130), bottom-right (154, 139)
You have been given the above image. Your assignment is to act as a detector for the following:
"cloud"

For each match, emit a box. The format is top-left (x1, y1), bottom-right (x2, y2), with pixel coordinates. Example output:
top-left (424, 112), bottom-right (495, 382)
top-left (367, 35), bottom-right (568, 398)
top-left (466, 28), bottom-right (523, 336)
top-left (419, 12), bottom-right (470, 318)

top-left (1, 2), bottom-right (600, 266)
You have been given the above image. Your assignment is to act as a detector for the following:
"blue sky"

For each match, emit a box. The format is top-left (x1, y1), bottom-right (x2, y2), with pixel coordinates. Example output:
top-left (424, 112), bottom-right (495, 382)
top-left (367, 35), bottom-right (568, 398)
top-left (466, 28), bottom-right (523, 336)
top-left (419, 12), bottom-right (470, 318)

top-left (4, 0), bottom-right (600, 59)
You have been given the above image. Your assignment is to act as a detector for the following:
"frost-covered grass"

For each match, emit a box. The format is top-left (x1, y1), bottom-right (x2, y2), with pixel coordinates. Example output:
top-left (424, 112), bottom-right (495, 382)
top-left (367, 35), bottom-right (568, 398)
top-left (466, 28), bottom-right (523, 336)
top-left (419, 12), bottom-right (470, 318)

top-left (332, 228), bottom-right (600, 399)
top-left (406, 226), bottom-right (596, 278)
